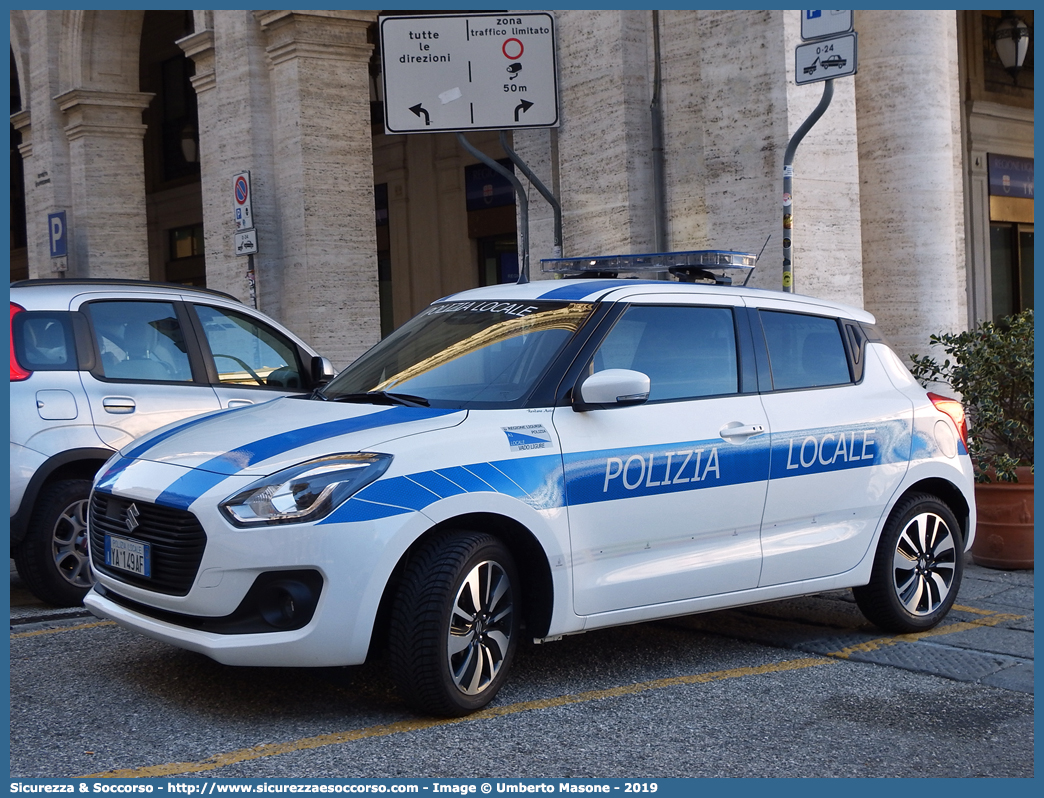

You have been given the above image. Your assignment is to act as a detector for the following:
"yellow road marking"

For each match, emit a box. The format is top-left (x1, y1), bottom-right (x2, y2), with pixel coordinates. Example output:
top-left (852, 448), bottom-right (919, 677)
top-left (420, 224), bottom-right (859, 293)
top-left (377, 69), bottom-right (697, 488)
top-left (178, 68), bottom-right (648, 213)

top-left (11, 620), bottom-right (116, 639)
top-left (952, 603), bottom-right (1007, 616)
top-left (17, 602), bottom-right (1014, 778)
top-left (828, 611), bottom-right (1023, 659)
top-left (86, 656), bottom-right (837, 778)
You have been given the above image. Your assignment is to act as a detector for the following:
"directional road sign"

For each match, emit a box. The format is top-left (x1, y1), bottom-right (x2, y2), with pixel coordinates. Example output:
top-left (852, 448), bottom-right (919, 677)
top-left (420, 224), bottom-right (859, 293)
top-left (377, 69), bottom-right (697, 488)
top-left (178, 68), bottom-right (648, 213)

top-left (801, 10), bottom-right (853, 41)
top-left (380, 12), bottom-right (559, 134)
top-left (795, 32), bottom-right (857, 85)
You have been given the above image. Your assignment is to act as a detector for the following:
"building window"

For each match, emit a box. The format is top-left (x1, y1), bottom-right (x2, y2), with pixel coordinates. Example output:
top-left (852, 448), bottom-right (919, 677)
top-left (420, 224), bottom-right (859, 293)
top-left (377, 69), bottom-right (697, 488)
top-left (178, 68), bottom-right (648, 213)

top-left (987, 154), bottom-right (1034, 320)
top-left (990, 224), bottom-right (1034, 320)
top-left (169, 225), bottom-right (204, 261)
top-left (160, 55), bottom-right (200, 182)
top-left (375, 183), bottom-right (393, 337)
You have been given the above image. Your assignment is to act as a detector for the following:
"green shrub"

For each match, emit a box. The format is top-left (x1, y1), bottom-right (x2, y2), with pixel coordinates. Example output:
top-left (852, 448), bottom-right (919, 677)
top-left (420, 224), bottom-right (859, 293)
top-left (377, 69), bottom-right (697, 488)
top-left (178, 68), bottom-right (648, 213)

top-left (909, 309), bottom-right (1033, 483)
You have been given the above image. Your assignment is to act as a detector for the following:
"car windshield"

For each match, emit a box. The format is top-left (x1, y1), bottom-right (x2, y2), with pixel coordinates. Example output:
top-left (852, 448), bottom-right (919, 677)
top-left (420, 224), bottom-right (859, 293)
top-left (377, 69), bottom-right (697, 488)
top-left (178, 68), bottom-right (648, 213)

top-left (322, 300), bottom-right (595, 408)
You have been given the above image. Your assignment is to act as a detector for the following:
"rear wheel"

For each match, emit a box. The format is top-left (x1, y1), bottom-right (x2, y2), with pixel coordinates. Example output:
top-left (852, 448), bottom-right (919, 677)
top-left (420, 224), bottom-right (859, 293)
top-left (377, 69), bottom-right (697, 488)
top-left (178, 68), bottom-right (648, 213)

top-left (389, 531), bottom-right (520, 716)
top-left (15, 479), bottom-right (95, 607)
top-left (853, 493), bottom-right (964, 633)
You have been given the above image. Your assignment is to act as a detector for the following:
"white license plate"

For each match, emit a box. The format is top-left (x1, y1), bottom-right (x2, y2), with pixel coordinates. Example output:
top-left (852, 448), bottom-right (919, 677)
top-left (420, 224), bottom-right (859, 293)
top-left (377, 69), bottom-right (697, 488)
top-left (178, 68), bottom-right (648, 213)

top-left (104, 535), bottom-right (151, 577)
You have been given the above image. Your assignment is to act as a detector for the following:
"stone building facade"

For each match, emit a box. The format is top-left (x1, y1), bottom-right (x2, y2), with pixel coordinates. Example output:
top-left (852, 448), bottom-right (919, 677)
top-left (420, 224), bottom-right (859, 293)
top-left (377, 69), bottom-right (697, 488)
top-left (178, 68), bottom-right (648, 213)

top-left (9, 9), bottom-right (1034, 368)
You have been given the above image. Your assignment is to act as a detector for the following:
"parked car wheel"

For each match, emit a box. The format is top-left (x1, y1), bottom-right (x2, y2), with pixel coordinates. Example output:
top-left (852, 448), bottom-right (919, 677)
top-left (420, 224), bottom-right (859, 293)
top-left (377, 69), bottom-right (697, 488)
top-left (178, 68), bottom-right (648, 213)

top-left (389, 531), bottom-right (520, 717)
top-left (14, 479), bottom-right (95, 607)
top-left (854, 493), bottom-right (964, 633)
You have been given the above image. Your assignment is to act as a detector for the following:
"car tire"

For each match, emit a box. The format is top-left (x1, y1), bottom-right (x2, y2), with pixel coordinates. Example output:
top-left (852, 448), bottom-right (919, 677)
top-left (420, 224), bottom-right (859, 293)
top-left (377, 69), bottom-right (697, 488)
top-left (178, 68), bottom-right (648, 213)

top-left (853, 493), bottom-right (964, 633)
top-left (388, 530), bottom-right (520, 717)
top-left (14, 479), bottom-right (95, 607)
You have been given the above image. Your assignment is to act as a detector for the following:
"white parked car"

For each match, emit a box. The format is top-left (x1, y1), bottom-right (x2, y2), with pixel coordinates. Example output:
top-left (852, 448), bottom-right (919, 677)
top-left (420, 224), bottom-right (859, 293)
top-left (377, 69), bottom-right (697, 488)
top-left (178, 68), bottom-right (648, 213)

top-left (10, 278), bottom-right (332, 606)
top-left (84, 252), bottom-right (975, 717)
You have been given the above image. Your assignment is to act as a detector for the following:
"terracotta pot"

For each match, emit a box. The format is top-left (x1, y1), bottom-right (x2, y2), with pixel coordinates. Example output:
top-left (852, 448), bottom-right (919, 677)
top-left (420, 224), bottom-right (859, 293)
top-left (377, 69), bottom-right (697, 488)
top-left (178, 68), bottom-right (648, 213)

top-left (972, 466), bottom-right (1034, 569)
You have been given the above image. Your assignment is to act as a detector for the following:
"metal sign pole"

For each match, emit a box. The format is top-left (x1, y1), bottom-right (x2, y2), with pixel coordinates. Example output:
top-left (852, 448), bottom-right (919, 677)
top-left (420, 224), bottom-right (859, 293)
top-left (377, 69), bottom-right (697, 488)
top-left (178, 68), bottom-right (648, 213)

top-left (499, 131), bottom-right (562, 259)
top-left (782, 78), bottom-right (833, 293)
top-left (457, 132), bottom-right (531, 283)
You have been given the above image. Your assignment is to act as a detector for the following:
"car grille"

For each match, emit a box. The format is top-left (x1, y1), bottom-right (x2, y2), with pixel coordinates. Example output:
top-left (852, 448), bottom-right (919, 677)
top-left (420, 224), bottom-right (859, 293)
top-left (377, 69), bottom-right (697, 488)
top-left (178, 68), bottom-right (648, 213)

top-left (89, 491), bottom-right (207, 596)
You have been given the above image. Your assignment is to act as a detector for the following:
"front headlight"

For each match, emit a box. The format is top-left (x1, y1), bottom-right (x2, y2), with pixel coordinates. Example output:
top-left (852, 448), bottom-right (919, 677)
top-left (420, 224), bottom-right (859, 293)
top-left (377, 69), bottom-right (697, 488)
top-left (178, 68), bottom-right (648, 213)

top-left (220, 453), bottom-right (393, 526)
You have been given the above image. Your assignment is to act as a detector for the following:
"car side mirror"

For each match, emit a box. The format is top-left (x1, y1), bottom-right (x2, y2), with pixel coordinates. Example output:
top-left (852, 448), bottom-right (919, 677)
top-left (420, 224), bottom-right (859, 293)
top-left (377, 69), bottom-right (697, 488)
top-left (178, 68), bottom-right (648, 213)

top-left (574, 369), bottom-right (650, 411)
top-left (310, 356), bottom-right (335, 386)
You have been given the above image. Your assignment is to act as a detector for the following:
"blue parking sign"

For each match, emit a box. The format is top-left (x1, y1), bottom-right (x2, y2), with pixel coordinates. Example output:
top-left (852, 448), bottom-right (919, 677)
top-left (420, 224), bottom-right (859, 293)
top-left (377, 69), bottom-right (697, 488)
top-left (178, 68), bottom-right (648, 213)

top-left (48, 211), bottom-right (68, 258)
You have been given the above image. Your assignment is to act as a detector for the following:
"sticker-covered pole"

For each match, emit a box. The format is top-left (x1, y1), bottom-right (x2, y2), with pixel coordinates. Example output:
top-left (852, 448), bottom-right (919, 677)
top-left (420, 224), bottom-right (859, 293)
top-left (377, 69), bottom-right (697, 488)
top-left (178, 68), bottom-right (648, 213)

top-left (783, 78), bottom-right (833, 293)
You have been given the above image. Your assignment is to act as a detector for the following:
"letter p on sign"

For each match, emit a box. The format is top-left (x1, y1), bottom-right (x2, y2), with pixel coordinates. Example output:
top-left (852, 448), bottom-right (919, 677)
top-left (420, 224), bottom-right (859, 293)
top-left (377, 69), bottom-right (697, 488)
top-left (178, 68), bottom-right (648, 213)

top-left (48, 211), bottom-right (68, 258)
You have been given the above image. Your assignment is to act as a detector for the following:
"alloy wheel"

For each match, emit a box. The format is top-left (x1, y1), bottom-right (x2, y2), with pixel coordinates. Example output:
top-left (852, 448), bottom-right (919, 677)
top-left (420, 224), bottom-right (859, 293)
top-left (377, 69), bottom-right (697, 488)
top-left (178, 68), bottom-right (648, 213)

top-left (892, 511), bottom-right (957, 616)
top-left (52, 498), bottom-right (93, 589)
top-left (447, 559), bottom-right (514, 695)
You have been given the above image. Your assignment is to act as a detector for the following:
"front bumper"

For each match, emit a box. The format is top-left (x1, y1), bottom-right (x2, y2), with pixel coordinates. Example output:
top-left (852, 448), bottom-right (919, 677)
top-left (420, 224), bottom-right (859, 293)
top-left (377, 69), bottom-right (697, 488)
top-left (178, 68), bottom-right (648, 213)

top-left (86, 460), bottom-right (421, 667)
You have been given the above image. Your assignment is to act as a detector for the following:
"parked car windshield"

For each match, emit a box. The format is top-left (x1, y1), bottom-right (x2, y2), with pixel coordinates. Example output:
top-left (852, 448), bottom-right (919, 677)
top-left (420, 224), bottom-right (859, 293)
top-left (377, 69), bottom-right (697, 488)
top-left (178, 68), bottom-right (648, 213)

top-left (322, 300), bottom-right (595, 408)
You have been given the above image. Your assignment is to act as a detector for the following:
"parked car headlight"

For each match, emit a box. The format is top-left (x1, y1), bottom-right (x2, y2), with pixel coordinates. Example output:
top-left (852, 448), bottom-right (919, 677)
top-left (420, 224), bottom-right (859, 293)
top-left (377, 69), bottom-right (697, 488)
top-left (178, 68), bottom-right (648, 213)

top-left (221, 453), bottom-right (392, 526)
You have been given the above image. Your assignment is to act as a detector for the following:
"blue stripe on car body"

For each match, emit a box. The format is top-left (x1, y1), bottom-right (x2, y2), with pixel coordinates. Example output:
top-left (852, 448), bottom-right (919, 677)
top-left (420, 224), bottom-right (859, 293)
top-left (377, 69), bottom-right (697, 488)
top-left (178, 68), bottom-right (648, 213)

top-left (152, 406), bottom-right (459, 510)
top-left (105, 417), bottom-right (912, 520)
top-left (324, 421), bottom-right (910, 524)
top-left (535, 280), bottom-right (661, 301)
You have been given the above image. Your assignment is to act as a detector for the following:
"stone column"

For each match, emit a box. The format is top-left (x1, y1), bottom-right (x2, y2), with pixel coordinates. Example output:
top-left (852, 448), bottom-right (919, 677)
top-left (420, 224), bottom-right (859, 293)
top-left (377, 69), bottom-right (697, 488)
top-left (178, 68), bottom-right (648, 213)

top-left (15, 10), bottom-right (76, 278)
top-left (855, 10), bottom-right (966, 357)
top-left (181, 11), bottom-right (281, 311)
top-left (553, 10), bottom-right (656, 256)
top-left (256, 10), bottom-right (380, 368)
top-left (55, 89), bottom-right (153, 279)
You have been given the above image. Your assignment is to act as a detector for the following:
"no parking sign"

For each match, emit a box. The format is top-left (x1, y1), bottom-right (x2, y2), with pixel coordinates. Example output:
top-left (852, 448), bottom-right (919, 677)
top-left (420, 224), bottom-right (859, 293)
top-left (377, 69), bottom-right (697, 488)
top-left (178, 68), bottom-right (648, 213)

top-left (232, 171), bottom-right (254, 231)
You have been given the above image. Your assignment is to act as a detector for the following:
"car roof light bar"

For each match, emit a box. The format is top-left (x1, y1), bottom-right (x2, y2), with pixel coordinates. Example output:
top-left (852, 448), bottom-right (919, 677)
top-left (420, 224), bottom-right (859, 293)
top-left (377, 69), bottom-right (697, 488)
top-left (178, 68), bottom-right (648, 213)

top-left (540, 250), bottom-right (757, 284)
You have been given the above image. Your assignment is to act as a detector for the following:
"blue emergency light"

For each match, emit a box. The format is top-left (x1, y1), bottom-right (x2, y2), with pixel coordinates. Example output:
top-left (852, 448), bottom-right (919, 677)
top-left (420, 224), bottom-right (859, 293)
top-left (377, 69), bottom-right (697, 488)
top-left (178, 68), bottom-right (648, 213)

top-left (540, 249), bottom-right (757, 285)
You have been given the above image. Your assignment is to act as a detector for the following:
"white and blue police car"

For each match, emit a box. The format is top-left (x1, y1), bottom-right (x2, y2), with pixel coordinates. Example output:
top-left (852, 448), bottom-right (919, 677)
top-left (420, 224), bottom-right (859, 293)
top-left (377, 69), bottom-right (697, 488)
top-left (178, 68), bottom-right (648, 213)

top-left (84, 251), bottom-right (976, 717)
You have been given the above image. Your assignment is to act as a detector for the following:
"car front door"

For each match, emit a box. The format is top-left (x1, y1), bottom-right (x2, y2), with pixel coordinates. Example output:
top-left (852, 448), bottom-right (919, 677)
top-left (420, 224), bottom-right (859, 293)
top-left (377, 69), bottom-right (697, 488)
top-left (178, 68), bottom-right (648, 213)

top-left (188, 302), bottom-right (314, 408)
top-left (552, 296), bottom-right (770, 616)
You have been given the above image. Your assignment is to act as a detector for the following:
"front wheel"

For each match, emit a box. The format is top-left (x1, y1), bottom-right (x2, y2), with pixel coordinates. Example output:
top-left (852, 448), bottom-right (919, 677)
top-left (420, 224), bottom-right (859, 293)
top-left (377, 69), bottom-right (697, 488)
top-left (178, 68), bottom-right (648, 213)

top-left (14, 479), bottom-right (95, 607)
top-left (853, 493), bottom-right (964, 633)
top-left (388, 531), bottom-right (520, 717)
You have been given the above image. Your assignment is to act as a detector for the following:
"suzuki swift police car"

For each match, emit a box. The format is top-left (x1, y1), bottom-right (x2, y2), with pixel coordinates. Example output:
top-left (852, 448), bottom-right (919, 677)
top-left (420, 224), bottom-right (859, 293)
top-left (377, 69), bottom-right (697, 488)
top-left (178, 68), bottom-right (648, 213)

top-left (84, 251), bottom-right (976, 717)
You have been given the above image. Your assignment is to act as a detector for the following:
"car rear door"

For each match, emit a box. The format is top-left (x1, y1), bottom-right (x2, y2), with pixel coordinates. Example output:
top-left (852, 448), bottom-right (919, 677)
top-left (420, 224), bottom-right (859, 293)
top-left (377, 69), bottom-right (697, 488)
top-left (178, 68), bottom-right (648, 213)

top-left (73, 290), bottom-right (222, 451)
top-left (749, 299), bottom-right (913, 586)
top-left (552, 294), bottom-right (770, 616)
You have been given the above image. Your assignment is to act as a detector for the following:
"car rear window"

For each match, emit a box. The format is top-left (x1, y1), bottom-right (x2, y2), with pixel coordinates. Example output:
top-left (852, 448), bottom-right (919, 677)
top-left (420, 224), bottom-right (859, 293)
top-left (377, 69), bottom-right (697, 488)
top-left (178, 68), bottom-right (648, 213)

top-left (759, 310), bottom-right (852, 390)
top-left (13, 312), bottom-right (77, 370)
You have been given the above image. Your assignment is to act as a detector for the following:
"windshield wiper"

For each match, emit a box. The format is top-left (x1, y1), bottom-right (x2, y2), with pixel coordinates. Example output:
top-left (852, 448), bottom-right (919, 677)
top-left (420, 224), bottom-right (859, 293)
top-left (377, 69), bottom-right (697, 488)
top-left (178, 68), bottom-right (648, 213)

top-left (326, 391), bottom-right (430, 407)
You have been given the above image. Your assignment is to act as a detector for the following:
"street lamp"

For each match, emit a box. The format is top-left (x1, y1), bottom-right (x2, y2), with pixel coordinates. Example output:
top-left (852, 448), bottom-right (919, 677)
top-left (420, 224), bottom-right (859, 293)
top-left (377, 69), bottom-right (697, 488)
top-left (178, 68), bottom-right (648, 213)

top-left (993, 12), bottom-right (1031, 84)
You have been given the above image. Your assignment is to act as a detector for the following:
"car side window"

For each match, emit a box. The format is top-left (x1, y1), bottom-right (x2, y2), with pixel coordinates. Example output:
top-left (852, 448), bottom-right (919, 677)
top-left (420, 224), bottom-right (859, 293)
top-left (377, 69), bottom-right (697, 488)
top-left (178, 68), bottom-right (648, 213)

top-left (13, 313), bottom-right (76, 370)
top-left (759, 310), bottom-right (851, 390)
top-left (195, 304), bottom-right (303, 389)
top-left (592, 305), bottom-right (739, 401)
top-left (88, 301), bottom-right (193, 382)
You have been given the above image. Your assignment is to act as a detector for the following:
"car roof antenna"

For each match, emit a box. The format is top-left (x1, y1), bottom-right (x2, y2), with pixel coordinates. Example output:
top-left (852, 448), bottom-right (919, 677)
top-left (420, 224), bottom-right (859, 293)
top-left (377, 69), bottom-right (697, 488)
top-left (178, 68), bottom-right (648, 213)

top-left (744, 235), bottom-right (771, 287)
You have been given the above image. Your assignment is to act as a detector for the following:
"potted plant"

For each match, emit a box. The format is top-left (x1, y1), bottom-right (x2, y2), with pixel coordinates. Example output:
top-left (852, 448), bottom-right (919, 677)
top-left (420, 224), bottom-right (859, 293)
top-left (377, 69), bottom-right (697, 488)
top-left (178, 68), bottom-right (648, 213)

top-left (909, 309), bottom-right (1034, 569)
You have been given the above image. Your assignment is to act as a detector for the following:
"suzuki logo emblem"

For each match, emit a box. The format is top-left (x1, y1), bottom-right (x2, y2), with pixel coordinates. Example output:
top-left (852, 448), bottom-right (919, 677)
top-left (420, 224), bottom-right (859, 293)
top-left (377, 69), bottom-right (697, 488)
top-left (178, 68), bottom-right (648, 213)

top-left (125, 503), bottom-right (141, 532)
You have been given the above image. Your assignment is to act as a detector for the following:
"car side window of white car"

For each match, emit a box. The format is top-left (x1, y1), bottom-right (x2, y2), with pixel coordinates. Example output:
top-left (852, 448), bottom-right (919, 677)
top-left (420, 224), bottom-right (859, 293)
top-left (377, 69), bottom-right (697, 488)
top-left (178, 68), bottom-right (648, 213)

top-left (89, 300), bottom-right (193, 382)
top-left (195, 304), bottom-right (303, 389)
top-left (758, 310), bottom-right (852, 391)
top-left (592, 305), bottom-right (739, 401)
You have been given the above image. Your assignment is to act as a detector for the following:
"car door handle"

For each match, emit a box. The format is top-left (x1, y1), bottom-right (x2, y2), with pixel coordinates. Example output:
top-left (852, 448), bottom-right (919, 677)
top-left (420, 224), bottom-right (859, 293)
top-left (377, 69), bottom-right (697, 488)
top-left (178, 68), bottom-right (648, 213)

top-left (102, 397), bottom-right (136, 414)
top-left (226, 399), bottom-right (254, 408)
top-left (719, 422), bottom-right (766, 441)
